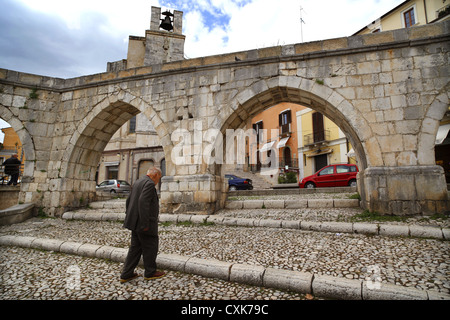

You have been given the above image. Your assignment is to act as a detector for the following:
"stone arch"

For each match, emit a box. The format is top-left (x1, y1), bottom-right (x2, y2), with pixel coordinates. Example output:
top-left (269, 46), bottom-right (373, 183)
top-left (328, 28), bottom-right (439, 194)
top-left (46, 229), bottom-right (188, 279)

top-left (417, 84), bottom-right (450, 166)
top-left (218, 76), bottom-right (372, 171)
top-left (58, 91), bottom-right (171, 212)
top-left (0, 105), bottom-right (36, 201)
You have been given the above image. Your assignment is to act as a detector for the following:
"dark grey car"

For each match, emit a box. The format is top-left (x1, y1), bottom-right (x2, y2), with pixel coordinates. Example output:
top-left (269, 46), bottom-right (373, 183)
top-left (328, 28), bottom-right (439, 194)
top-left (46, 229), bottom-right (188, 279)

top-left (96, 179), bottom-right (131, 194)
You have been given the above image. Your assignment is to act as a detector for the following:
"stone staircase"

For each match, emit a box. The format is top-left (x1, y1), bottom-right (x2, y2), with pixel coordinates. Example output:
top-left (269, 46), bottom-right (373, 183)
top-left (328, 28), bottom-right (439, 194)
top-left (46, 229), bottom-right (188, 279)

top-left (225, 170), bottom-right (272, 189)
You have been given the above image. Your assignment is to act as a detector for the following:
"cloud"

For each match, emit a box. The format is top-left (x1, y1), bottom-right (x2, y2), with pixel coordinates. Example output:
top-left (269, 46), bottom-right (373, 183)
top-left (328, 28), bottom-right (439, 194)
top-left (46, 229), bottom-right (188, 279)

top-left (180, 0), bottom-right (406, 58)
top-left (0, 0), bottom-right (152, 78)
top-left (0, 0), bottom-right (406, 78)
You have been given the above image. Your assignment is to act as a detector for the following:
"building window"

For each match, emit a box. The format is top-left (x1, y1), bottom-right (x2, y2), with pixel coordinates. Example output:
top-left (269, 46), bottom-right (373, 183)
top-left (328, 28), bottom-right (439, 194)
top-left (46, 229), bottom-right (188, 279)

top-left (253, 121), bottom-right (263, 143)
top-left (129, 116), bottom-right (136, 133)
top-left (279, 110), bottom-right (291, 135)
top-left (404, 8), bottom-right (415, 28)
top-left (107, 166), bottom-right (119, 179)
top-left (312, 112), bottom-right (325, 143)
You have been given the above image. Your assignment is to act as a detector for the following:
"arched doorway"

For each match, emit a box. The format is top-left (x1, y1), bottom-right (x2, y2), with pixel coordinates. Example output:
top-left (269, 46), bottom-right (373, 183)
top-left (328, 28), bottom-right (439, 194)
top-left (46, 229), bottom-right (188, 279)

top-left (216, 79), bottom-right (369, 211)
top-left (55, 94), bottom-right (171, 216)
top-left (138, 159), bottom-right (155, 178)
top-left (0, 107), bottom-right (36, 206)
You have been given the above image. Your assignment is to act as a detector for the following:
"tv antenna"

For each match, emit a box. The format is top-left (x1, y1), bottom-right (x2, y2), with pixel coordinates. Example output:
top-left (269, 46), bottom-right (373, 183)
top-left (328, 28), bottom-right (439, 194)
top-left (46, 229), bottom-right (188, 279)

top-left (300, 5), bottom-right (306, 42)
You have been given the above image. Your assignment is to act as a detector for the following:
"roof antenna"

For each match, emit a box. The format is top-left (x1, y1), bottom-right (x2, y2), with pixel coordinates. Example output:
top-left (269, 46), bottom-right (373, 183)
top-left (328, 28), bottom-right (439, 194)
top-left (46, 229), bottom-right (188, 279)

top-left (300, 5), bottom-right (306, 42)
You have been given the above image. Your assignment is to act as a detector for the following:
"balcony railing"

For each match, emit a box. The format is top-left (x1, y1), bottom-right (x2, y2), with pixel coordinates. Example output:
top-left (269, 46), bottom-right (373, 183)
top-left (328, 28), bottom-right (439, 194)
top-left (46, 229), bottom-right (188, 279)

top-left (248, 157), bottom-right (299, 172)
top-left (0, 164), bottom-right (25, 185)
top-left (279, 123), bottom-right (291, 136)
top-left (303, 130), bottom-right (330, 146)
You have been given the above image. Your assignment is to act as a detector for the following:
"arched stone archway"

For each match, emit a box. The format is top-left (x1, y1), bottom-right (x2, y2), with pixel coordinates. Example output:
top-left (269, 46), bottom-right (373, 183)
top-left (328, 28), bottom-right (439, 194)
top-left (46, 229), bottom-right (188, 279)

top-left (54, 92), bottom-right (173, 215)
top-left (1, 20), bottom-right (448, 216)
top-left (0, 105), bottom-right (36, 204)
top-left (218, 77), bottom-right (370, 170)
top-left (211, 78), bottom-right (370, 206)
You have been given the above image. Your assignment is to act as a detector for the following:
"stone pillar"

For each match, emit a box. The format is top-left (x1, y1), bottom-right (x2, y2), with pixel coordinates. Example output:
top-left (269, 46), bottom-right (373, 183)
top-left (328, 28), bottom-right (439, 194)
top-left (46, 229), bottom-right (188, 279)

top-left (150, 6), bottom-right (161, 31)
top-left (173, 10), bottom-right (183, 34)
top-left (160, 174), bottom-right (228, 215)
top-left (359, 165), bottom-right (449, 215)
top-left (144, 7), bottom-right (185, 66)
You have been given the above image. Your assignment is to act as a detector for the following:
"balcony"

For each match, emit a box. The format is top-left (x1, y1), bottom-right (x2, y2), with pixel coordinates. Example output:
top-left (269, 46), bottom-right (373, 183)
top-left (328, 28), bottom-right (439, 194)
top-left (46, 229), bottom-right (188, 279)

top-left (304, 130), bottom-right (330, 147)
top-left (1, 163), bottom-right (25, 185)
top-left (248, 157), bottom-right (299, 172)
top-left (279, 123), bottom-right (291, 137)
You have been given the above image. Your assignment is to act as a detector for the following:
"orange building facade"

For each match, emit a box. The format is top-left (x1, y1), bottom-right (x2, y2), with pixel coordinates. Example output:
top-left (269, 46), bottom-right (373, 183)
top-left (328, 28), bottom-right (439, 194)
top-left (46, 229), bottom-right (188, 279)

top-left (245, 102), bottom-right (306, 183)
top-left (0, 127), bottom-right (25, 177)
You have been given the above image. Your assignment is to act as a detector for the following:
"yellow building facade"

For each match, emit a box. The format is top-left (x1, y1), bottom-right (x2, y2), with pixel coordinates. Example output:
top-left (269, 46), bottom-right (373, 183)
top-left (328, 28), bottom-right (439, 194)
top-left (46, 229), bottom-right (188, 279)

top-left (242, 103), bottom-right (356, 183)
top-left (296, 108), bottom-right (356, 179)
top-left (354, 0), bottom-right (449, 35)
top-left (0, 127), bottom-right (25, 176)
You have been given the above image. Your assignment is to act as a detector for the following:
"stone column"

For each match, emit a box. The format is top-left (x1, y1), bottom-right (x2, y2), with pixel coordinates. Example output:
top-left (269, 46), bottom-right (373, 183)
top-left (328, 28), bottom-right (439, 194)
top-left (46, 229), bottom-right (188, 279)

top-left (160, 174), bottom-right (227, 214)
top-left (359, 165), bottom-right (449, 215)
top-left (150, 6), bottom-right (161, 31)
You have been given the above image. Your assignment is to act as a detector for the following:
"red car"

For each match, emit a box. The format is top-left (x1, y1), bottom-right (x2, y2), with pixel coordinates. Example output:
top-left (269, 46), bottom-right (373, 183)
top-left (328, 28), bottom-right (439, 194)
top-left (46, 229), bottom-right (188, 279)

top-left (299, 164), bottom-right (358, 189)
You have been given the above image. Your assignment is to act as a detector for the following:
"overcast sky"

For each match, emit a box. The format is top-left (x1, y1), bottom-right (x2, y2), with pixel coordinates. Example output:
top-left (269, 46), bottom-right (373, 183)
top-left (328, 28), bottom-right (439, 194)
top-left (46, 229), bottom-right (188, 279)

top-left (0, 0), bottom-right (405, 139)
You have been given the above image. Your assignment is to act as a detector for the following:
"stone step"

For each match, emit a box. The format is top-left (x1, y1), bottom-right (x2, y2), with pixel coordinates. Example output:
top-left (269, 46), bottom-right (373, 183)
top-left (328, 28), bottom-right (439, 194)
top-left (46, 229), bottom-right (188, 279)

top-left (226, 170), bottom-right (272, 189)
top-left (89, 200), bottom-right (126, 211)
top-left (61, 209), bottom-right (450, 241)
top-left (1, 234), bottom-right (448, 300)
top-left (225, 198), bottom-right (360, 209)
top-left (85, 197), bottom-right (359, 214)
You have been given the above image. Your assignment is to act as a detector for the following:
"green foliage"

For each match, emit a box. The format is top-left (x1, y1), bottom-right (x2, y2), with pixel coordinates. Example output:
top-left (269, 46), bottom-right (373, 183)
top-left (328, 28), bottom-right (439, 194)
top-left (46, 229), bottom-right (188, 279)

top-left (29, 88), bottom-right (39, 99)
top-left (278, 171), bottom-right (297, 184)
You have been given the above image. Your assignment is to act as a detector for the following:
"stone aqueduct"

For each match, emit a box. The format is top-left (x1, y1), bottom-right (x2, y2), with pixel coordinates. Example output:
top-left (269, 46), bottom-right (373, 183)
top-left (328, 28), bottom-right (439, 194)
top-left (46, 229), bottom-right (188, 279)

top-left (0, 21), bottom-right (449, 217)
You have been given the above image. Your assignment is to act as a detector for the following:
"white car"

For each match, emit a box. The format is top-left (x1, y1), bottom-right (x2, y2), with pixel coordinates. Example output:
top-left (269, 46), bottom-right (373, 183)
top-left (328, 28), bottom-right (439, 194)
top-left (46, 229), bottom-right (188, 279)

top-left (96, 179), bottom-right (131, 194)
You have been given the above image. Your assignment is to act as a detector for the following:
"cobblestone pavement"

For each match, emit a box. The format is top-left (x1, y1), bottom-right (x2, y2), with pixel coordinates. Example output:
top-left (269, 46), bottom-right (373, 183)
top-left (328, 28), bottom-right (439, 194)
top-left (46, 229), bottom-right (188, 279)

top-left (0, 246), bottom-right (306, 300)
top-left (0, 194), bottom-right (449, 300)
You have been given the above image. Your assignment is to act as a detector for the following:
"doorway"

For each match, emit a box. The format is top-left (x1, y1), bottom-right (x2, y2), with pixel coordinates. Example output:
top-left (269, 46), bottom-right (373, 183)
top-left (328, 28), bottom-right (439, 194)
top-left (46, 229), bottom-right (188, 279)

top-left (314, 154), bottom-right (328, 172)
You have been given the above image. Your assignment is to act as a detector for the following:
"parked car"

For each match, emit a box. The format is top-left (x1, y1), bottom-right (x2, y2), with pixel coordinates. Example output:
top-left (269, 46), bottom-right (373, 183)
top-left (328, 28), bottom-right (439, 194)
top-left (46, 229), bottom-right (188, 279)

top-left (298, 164), bottom-right (358, 189)
top-left (96, 179), bottom-right (131, 194)
top-left (225, 174), bottom-right (253, 191)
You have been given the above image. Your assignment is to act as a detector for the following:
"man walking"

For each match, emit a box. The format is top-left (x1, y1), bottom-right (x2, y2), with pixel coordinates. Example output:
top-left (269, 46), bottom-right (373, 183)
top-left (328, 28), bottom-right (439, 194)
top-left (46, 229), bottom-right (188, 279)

top-left (120, 167), bottom-right (166, 283)
top-left (3, 154), bottom-right (21, 186)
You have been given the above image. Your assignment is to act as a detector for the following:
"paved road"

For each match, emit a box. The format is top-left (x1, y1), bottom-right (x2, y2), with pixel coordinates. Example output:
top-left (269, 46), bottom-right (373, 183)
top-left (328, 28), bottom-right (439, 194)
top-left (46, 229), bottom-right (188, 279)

top-left (1, 194), bottom-right (449, 302)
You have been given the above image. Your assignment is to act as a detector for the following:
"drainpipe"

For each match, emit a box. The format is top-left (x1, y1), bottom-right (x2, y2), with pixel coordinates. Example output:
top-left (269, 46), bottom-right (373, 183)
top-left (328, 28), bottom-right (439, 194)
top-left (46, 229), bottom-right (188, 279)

top-left (423, 0), bottom-right (429, 24)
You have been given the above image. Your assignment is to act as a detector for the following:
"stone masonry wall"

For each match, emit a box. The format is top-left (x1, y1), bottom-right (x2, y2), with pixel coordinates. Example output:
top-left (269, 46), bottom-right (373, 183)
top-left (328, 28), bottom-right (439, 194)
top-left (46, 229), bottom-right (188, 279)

top-left (0, 21), bottom-right (448, 216)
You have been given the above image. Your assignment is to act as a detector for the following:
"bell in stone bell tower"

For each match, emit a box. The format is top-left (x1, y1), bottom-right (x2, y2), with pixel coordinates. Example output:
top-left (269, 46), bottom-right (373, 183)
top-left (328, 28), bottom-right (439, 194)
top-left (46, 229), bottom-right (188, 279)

top-left (109, 6), bottom-right (186, 70)
top-left (144, 6), bottom-right (186, 65)
top-left (159, 10), bottom-right (174, 31)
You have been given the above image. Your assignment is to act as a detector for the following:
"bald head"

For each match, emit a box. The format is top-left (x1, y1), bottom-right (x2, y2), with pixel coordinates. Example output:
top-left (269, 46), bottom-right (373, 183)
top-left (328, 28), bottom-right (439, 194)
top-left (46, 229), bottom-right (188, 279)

top-left (146, 167), bottom-right (162, 184)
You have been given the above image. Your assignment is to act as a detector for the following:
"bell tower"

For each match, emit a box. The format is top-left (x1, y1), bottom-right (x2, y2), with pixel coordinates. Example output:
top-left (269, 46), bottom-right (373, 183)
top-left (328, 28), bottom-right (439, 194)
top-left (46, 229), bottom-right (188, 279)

top-left (144, 6), bottom-right (185, 65)
top-left (109, 6), bottom-right (185, 71)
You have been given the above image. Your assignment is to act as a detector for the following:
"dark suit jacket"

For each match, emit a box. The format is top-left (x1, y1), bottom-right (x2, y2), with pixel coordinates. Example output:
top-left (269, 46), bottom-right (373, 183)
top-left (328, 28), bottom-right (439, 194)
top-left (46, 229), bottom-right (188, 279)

top-left (123, 176), bottom-right (159, 235)
top-left (3, 157), bottom-right (21, 174)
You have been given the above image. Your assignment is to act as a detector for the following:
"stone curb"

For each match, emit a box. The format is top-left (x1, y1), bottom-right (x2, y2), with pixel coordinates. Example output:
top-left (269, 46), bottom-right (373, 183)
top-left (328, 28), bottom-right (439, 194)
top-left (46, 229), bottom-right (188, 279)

top-left (1, 235), bottom-right (448, 300)
top-left (225, 199), bottom-right (360, 209)
top-left (61, 211), bottom-right (450, 240)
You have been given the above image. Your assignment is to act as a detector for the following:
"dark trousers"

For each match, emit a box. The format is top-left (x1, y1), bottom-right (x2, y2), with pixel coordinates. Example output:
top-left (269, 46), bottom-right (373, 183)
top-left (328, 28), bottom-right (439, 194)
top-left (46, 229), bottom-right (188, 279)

top-left (121, 230), bottom-right (159, 279)
top-left (7, 173), bottom-right (19, 186)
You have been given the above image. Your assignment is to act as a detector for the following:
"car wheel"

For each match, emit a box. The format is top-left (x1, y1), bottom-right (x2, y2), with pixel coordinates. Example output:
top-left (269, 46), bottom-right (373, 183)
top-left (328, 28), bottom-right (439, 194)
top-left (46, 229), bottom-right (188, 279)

top-left (229, 186), bottom-right (237, 191)
top-left (305, 182), bottom-right (315, 189)
top-left (349, 180), bottom-right (357, 187)
top-left (110, 189), bottom-right (116, 194)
